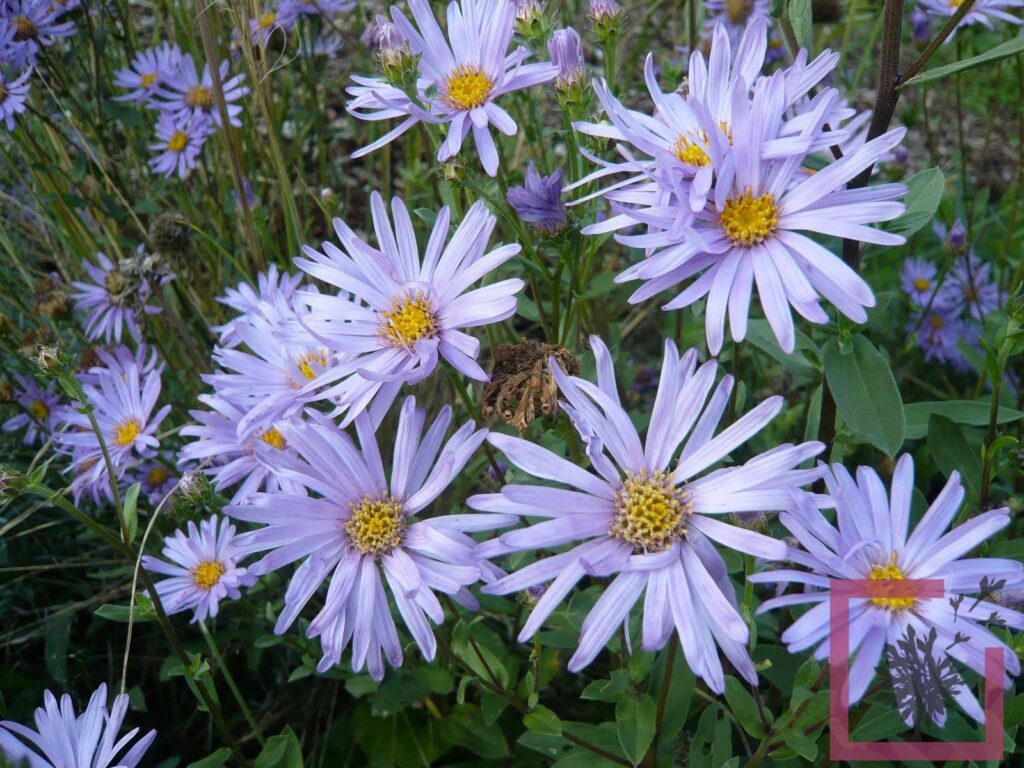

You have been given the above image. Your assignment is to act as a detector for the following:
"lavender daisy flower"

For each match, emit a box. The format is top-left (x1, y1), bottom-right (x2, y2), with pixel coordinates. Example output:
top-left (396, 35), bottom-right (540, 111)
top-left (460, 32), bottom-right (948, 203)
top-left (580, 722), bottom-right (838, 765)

top-left (608, 79), bottom-right (906, 354)
top-left (112, 42), bottom-right (183, 106)
top-left (752, 455), bottom-right (1022, 724)
top-left (0, 684), bottom-right (155, 768)
top-left (469, 337), bottom-right (825, 690)
top-left (944, 253), bottom-right (1002, 320)
top-left (227, 397), bottom-right (515, 679)
top-left (507, 162), bottom-right (567, 233)
top-left (0, 65), bottom-right (30, 129)
top-left (148, 111), bottom-right (211, 179)
top-left (81, 344), bottom-right (163, 387)
top-left (55, 354), bottom-right (171, 504)
top-left (154, 53), bottom-right (248, 129)
top-left (71, 252), bottom-right (161, 344)
top-left (212, 264), bottom-right (304, 348)
top-left (276, 0), bottom-right (354, 27)
top-left (178, 394), bottom-right (305, 503)
top-left (911, 6), bottom-right (931, 44)
top-left (300, 33), bottom-right (343, 58)
top-left (249, 8), bottom-right (294, 46)
top-left (702, 0), bottom-right (772, 48)
top-left (0, 0), bottom-right (75, 69)
top-left (136, 460), bottom-right (176, 505)
top-left (1, 372), bottom-right (60, 445)
top-left (346, 0), bottom-right (558, 176)
top-left (143, 515), bottom-right (256, 622)
top-left (285, 193), bottom-right (523, 426)
top-left (918, 0), bottom-right (1023, 31)
top-left (900, 256), bottom-right (944, 307)
top-left (910, 307), bottom-right (970, 367)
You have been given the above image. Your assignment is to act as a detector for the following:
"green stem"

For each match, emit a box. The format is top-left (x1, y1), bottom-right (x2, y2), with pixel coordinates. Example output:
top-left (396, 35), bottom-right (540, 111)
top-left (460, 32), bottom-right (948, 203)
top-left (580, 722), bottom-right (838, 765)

top-left (200, 620), bottom-right (268, 747)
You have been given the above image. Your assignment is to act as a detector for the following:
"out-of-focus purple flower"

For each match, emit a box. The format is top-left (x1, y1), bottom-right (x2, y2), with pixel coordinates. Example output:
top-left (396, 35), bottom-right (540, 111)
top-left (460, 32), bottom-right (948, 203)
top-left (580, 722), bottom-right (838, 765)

top-left (947, 219), bottom-right (967, 251)
top-left (945, 253), bottom-right (1002, 320)
top-left (148, 111), bottom-right (211, 179)
top-left (230, 176), bottom-right (257, 208)
top-left (249, 8), bottom-right (294, 46)
top-left (153, 53), bottom-right (248, 129)
top-left (2, 372), bottom-right (60, 445)
top-left (703, 0), bottom-right (772, 49)
top-left (113, 42), bottom-right (183, 106)
top-left (911, 7), bottom-right (931, 44)
top-left (918, 0), bottom-right (1023, 34)
top-left (0, 0), bottom-right (75, 69)
top-left (629, 363), bottom-right (657, 392)
top-left (277, 0), bottom-right (354, 27)
top-left (548, 27), bottom-right (587, 91)
top-left (892, 144), bottom-right (909, 172)
top-left (900, 257), bottom-right (945, 307)
top-left (71, 251), bottom-right (162, 344)
top-left (143, 515), bottom-right (256, 622)
top-left (507, 162), bottom-right (567, 233)
top-left (137, 460), bottom-right (177, 505)
top-left (911, 306), bottom-right (969, 367)
top-left (301, 33), bottom-right (342, 58)
top-left (361, 14), bottom-right (382, 49)
top-left (0, 66), bottom-right (30, 130)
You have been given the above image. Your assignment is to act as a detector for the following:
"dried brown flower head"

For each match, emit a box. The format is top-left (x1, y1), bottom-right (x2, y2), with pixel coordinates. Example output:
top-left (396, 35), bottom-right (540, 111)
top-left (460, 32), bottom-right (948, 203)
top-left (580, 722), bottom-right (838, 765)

top-left (33, 274), bottom-right (71, 319)
top-left (482, 338), bottom-right (580, 433)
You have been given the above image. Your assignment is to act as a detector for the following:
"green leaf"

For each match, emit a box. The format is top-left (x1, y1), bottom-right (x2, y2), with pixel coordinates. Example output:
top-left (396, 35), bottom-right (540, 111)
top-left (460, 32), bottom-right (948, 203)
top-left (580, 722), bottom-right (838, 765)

top-left (437, 704), bottom-right (509, 759)
top-left (782, 727), bottom-right (819, 761)
top-left (123, 482), bottom-right (141, 544)
top-left (851, 702), bottom-right (909, 741)
top-left (524, 705), bottom-right (562, 736)
top-left (186, 749), bottom-right (233, 768)
top-left (724, 676), bottom-right (769, 738)
top-left (254, 728), bottom-right (303, 768)
top-left (900, 34), bottom-right (1024, 88)
top-left (928, 414), bottom-right (982, 496)
top-left (886, 167), bottom-right (945, 238)
top-left (746, 320), bottom-right (820, 382)
top-left (904, 399), bottom-right (1024, 439)
top-left (581, 669), bottom-right (630, 702)
top-left (822, 334), bottom-right (904, 456)
top-left (615, 693), bottom-right (656, 766)
top-left (785, 0), bottom-right (813, 52)
top-left (95, 597), bottom-right (155, 623)
top-left (44, 613), bottom-right (72, 688)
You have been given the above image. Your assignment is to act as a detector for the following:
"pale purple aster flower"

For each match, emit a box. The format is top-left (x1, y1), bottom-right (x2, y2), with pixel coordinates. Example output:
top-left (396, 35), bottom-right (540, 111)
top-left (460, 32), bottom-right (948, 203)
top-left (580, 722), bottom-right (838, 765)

top-left (227, 398), bottom-right (515, 680)
top-left (702, 0), bottom-right (772, 48)
top-left (469, 337), bottom-right (825, 690)
top-left (112, 42), bottom-right (183, 106)
top-left (300, 33), bottom-right (342, 58)
top-left (0, 65), bottom-right (30, 129)
top-left (148, 111), bottom-right (211, 179)
top-left (945, 253), bottom-right (1001, 320)
top-left (55, 354), bottom-right (171, 505)
top-left (276, 0), bottom-right (354, 27)
top-left (285, 193), bottom-right (523, 426)
top-left (0, 684), bottom-right (155, 768)
top-left (752, 455), bottom-right (1022, 724)
top-left (80, 344), bottom-right (163, 387)
top-left (153, 53), bottom-right (248, 129)
top-left (900, 256), bottom-right (943, 307)
top-left (249, 8), bottom-right (294, 46)
top-left (178, 394), bottom-right (305, 503)
top-left (1, 372), bottom-right (60, 445)
top-left (911, 6), bottom-right (931, 43)
top-left (507, 162), bottom-right (567, 233)
top-left (71, 252), bottom-right (162, 344)
top-left (136, 460), bottom-right (176, 505)
top-left (911, 306), bottom-right (970, 367)
top-left (0, 0), bottom-right (75, 69)
top-left (346, 0), bottom-right (559, 176)
top-left (212, 264), bottom-right (304, 348)
top-left (548, 27), bottom-right (587, 91)
top-left (143, 515), bottom-right (256, 622)
top-left (603, 77), bottom-right (906, 354)
top-left (917, 0), bottom-right (1023, 32)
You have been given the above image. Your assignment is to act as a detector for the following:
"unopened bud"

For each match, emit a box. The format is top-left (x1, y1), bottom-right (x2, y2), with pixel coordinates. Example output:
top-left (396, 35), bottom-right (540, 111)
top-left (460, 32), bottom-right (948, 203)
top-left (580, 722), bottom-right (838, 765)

top-left (548, 28), bottom-right (588, 93)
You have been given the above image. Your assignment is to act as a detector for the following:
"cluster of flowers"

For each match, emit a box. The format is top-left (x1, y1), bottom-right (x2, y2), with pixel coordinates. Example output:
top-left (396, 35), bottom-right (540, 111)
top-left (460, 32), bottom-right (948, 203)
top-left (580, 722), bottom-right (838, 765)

top-left (113, 43), bottom-right (247, 179)
top-left (248, 0), bottom-right (353, 47)
top-left (0, 0), bottom-right (76, 129)
top-left (901, 220), bottom-right (1003, 368)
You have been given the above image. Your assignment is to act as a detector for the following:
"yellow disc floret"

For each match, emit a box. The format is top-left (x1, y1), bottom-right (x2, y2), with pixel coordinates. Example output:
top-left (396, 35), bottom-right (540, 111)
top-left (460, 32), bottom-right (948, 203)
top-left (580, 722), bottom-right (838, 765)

top-left (193, 560), bottom-right (225, 590)
top-left (345, 494), bottom-right (405, 556)
top-left (442, 65), bottom-right (494, 111)
top-left (259, 428), bottom-right (287, 450)
top-left (296, 349), bottom-right (331, 380)
top-left (29, 400), bottom-right (49, 421)
top-left (913, 276), bottom-right (931, 293)
top-left (167, 131), bottom-right (188, 152)
top-left (610, 471), bottom-right (691, 553)
top-left (673, 136), bottom-right (710, 167)
top-left (185, 84), bottom-right (214, 110)
top-left (141, 72), bottom-right (158, 88)
top-left (113, 418), bottom-right (141, 446)
top-left (258, 11), bottom-right (276, 27)
top-left (725, 0), bottom-right (754, 24)
top-left (868, 558), bottom-right (916, 611)
top-left (379, 292), bottom-right (438, 347)
top-left (14, 16), bottom-right (36, 41)
top-left (146, 466), bottom-right (170, 486)
top-left (719, 190), bottom-right (778, 247)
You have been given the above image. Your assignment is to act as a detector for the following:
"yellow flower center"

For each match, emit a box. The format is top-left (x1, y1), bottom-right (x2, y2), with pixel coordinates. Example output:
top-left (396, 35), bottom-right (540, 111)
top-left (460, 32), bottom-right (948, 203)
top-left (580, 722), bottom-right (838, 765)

top-left (868, 560), bottom-right (916, 611)
top-left (0, 82), bottom-right (6, 101)
top-left (167, 131), bottom-right (188, 152)
top-left (192, 560), bottom-right (225, 590)
top-left (259, 428), bottom-right (286, 450)
top-left (379, 292), bottom-right (438, 347)
top-left (296, 349), bottom-right (331, 380)
top-left (141, 72), bottom-right (158, 87)
top-left (929, 313), bottom-right (944, 329)
top-left (146, 466), bottom-right (170, 486)
top-left (442, 65), bottom-right (494, 111)
top-left (14, 16), bottom-right (36, 41)
top-left (719, 191), bottom-right (778, 247)
top-left (259, 11), bottom-right (276, 27)
top-left (949, 0), bottom-right (964, 7)
top-left (725, 0), bottom-right (754, 23)
top-left (345, 494), bottom-right (405, 556)
top-left (113, 418), bottom-right (141, 446)
top-left (29, 400), bottom-right (49, 420)
top-left (610, 471), bottom-right (691, 553)
top-left (913, 277), bottom-right (931, 292)
top-left (185, 84), bottom-right (214, 110)
top-left (718, 120), bottom-right (734, 145)
top-left (673, 136), bottom-right (710, 167)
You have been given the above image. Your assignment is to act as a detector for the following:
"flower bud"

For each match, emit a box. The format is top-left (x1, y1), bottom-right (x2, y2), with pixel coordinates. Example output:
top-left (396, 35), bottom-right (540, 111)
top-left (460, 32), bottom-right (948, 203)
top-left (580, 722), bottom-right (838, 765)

top-left (377, 15), bottom-right (416, 84)
top-left (34, 344), bottom-right (63, 374)
top-left (947, 219), bottom-right (967, 252)
top-left (588, 0), bottom-right (622, 36)
top-left (513, 0), bottom-right (544, 34)
top-left (548, 27), bottom-right (587, 93)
